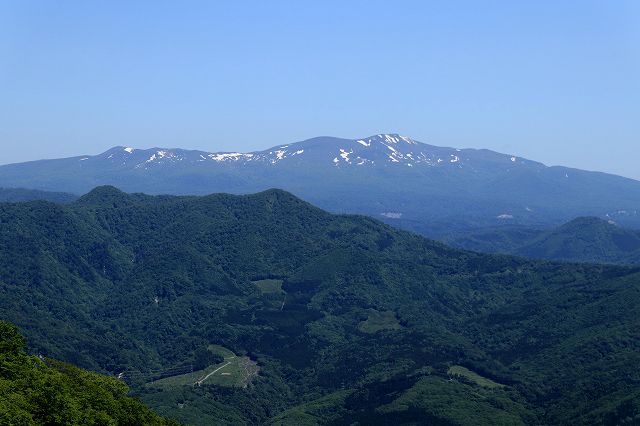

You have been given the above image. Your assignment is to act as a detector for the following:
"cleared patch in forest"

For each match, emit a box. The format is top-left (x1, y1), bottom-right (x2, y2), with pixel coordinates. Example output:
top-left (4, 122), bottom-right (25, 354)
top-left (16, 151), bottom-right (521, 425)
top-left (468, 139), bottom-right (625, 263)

top-left (358, 310), bottom-right (402, 333)
top-left (252, 279), bottom-right (286, 309)
top-left (447, 365), bottom-right (504, 389)
top-left (252, 279), bottom-right (284, 294)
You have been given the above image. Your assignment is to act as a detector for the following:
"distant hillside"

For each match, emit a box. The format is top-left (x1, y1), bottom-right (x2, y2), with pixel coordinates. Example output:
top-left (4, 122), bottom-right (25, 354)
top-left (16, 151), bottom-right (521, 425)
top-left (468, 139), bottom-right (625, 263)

top-left (1, 187), bottom-right (639, 424)
top-left (517, 217), bottom-right (640, 264)
top-left (1, 134), bottom-right (639, 234)
top-left (449, 217), bottom-right (640, 265)
top-left (0, 187), bottom-right (77, 203)
top-left (0, 320), bottom-right (176, 425)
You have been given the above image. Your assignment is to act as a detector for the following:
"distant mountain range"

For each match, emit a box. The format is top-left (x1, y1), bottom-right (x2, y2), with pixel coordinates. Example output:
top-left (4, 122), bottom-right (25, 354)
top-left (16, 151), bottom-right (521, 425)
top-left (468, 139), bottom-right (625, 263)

top-left (449, 216), bottom-right (640, 265)
top-left (1, 134), bottom-right (639, 235)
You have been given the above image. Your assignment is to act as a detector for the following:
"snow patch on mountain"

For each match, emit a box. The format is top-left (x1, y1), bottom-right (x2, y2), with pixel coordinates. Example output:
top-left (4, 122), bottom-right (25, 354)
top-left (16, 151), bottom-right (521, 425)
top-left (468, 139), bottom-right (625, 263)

top-left (210, 153), bottom-right (249, 162)
top-left (339, 149), bottom-right (352, 163)
top-left (381, 212), bottom-right (403, 219)
top-left (497, 214), bottom-right (514, 220)
top-left (146, 150), bottom-right (177, 163)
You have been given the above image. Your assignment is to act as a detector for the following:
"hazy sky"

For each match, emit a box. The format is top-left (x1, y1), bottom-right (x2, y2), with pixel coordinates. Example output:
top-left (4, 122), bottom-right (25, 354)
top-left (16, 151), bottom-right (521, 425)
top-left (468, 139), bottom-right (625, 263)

top-left (1, 1), bottom-right (639, 179)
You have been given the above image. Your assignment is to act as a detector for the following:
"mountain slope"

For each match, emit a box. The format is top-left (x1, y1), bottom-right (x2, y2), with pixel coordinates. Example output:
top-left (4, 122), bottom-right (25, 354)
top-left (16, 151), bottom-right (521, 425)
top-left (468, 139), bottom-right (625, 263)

top-left (1, 134), bottom-right (639, 233)
top-left (1, 187), bottom-right (639, 424)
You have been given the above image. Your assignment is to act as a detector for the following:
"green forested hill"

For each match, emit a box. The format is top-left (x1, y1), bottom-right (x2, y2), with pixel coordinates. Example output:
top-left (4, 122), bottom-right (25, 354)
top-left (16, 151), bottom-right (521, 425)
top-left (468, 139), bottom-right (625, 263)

top-left (516, 217), bottom-right (640, 264)
top-left (449, 217), bottom-right (640, 265)
top-left (0, 187), bottom-right (639, 425)
top-left (0, 320), bottom-right (177, 425)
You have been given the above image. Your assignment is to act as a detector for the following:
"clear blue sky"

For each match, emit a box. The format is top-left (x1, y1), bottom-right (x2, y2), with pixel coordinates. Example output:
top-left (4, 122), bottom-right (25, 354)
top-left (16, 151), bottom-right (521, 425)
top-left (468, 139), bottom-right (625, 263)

top-left (1, 1), bottom-right (638, 179)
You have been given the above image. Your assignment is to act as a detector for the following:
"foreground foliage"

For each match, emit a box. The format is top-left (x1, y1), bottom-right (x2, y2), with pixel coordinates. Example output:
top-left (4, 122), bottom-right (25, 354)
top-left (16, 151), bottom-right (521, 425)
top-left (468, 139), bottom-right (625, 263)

top-left (0, 321), bottom-right (177, 425)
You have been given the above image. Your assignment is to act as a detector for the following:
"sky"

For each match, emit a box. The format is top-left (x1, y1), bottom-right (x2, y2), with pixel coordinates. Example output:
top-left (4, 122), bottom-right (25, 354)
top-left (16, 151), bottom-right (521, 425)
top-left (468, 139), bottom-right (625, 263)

top-left (0, 1), bottom-right (639, 179)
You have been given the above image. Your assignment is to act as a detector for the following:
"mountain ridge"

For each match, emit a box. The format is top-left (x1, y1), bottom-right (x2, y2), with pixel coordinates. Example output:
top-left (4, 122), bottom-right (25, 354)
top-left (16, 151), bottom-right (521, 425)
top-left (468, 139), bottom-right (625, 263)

top-left (0, 133), bottom-right (546, 171)
top-left (1, 133), bottom-right (639, 233)
top-left (60, 133), bottom-right (541, 170)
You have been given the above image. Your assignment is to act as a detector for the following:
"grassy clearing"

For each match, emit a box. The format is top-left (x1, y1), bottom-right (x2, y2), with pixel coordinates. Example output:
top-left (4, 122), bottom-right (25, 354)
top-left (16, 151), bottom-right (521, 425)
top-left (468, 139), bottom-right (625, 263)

top-left (252, 279), bottom-right (284, 294)
top-left (207, 344), bottom-right (235, 359)
top-left (146, 364), bottom-right (218, 389)
top-left (447, 365), bottom-right (504, 389)
top-left (253, 279), bottom-right (286, 309)
top-left (198, 356), bottom-right (259, 388)
top-left (146, 346), bottom-right (259, 390)
top-left (358, 310), bottom-right (402, 333)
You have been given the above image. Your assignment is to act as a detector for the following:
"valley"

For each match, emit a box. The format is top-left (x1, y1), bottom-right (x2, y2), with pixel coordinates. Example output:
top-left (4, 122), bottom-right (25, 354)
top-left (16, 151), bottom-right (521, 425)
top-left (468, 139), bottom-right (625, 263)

top-left (0, 187), bottom-right (638, 424)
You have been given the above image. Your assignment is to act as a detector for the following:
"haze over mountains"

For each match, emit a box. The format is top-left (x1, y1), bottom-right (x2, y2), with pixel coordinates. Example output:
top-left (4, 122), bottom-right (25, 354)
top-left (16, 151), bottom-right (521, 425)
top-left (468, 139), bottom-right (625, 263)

top-left (0, 187), bottom-right (77, 204)
top-left (2, 134), bottom-right (639, 237)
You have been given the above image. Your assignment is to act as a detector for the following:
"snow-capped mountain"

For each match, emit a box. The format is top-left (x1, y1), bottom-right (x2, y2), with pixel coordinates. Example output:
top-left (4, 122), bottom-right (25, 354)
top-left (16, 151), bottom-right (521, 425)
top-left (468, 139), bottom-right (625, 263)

top-left (90, 133), bottom-right (535, 171)
top-left (1, 133), bottom-right (639, 236)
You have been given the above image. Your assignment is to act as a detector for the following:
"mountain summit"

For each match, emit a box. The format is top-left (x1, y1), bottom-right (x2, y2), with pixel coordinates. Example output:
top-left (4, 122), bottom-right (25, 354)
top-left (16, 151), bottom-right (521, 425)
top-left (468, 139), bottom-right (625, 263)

top-left (1, 134), bottom-right (639, 234)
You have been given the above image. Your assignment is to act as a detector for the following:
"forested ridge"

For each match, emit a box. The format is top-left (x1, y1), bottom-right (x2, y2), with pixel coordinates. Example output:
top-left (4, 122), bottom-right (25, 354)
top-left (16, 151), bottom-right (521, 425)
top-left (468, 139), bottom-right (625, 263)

top-left (0, 186), bottom-right (639, 424)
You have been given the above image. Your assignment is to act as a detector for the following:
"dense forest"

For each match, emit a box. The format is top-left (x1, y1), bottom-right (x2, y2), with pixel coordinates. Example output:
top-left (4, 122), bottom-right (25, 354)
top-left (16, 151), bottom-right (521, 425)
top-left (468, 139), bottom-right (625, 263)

top-left (0, 320), bottom-right (177, 425)
top-left (0, 186), bottom-right (639, 424)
